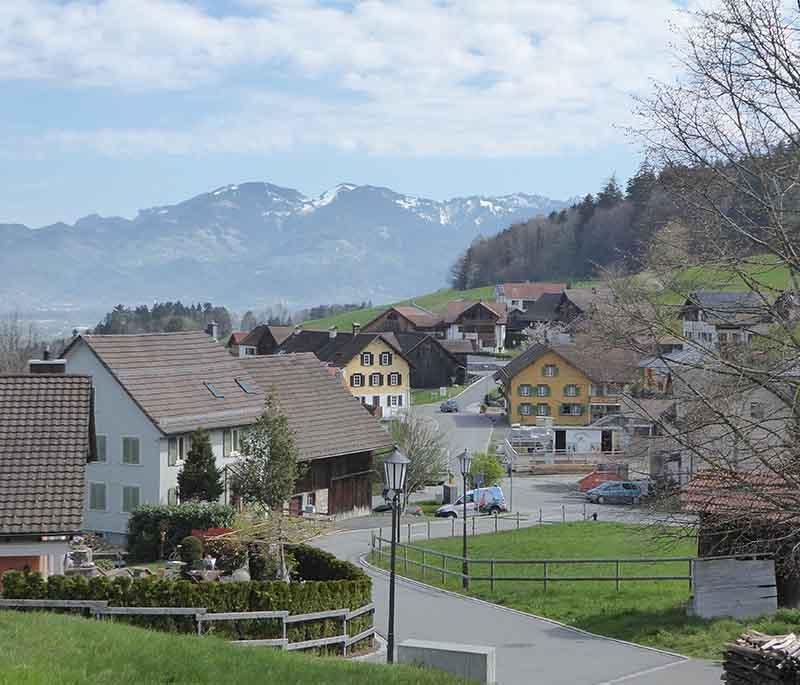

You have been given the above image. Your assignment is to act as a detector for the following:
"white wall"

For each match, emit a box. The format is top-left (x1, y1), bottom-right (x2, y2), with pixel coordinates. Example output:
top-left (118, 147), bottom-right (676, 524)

top-left (65, 342), bottom-right (162, 538)
top-left (0, 540), bottom-right (70, 577)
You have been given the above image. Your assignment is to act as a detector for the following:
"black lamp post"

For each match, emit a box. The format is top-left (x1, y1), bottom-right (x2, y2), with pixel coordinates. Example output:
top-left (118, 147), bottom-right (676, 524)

top-left (457, 449), bottom-right (473, 590)
top-left (384, 448), bottom-right (410, 664)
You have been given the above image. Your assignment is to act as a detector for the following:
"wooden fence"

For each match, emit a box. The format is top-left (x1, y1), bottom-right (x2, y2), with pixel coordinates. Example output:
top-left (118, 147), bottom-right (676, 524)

top-left (0, 599), bottom-right (374, 655)
top-left (370, 535), bottom-right (772, 593)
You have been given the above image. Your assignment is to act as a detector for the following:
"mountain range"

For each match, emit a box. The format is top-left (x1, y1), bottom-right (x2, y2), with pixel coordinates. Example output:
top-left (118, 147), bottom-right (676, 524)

top-left (0, 181), bottom-right (568, 317)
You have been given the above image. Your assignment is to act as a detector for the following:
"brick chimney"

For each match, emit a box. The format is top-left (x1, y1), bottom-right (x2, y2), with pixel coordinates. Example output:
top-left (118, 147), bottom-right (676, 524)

top-left (205, 321), bottom-right (219, 340)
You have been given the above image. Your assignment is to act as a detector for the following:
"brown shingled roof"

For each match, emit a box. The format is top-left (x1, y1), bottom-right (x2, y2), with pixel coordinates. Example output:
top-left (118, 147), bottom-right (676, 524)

top-left (0, 374), bottom-right (93, 535)
top-left (443, 300), bottom-right (508, 325)
top-left (240, 354), bottom-right (393, 461)
top-left (64, 331), bottom-right (265, 435)
top-left (499, 282), bottom-right (566, 301)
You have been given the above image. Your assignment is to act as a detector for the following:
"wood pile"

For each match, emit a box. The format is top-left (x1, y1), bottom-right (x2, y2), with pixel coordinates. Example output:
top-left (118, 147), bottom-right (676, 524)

top-left (724, 631), bottom-right (800, 683)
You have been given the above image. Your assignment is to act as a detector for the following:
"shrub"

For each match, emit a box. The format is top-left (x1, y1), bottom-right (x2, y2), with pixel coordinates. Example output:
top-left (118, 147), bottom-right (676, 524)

top-left (205, 538), bottom-right (248, 574)
top-left (248, 544), bottom-right (297, 581)
top-left (179, 536), bottom-right (203, 563)
top-left (127, 502), bottom-right (235, 561)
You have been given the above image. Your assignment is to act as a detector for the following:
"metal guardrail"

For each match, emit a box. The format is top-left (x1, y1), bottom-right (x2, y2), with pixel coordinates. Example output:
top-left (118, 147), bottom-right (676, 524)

top-left (0, 599), bottom-right (375, 655)
top-left (369, 534), bottom-right (772, 593)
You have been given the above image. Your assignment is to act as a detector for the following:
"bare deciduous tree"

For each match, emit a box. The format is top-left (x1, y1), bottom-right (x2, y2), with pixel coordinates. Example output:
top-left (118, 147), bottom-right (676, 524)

top-left (0, 312), bottom-right (40, 374)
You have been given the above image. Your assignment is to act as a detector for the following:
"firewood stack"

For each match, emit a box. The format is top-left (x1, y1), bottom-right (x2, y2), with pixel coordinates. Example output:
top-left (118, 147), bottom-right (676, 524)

top-left (723, 631), bottom-right (800, 683)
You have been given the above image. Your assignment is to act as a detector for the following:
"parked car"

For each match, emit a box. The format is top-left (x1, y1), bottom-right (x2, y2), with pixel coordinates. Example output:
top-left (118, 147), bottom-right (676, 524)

top-left (440, 399), bottom-right (459, 413)
top-left (435, 486), bottom-right (507, 517)
top-left (586, 481), bottom-right (642, 505)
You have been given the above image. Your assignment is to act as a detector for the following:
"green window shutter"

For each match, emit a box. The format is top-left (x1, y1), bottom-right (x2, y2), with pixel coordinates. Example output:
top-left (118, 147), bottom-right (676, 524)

top-left (223, 430), bottom-right (232, 457)
top-left (167, 488), bottom-right (178, 506)
top-left (123, 438), bottom-right (140, 465)
top-left (123, 486), bottom-right (140, 513)
top-left (90, 483), bottom-right (106, 510)
top-left (95, 435), bottom-right (107, 462)
top-left (168, 438), bottom-right (177, 466)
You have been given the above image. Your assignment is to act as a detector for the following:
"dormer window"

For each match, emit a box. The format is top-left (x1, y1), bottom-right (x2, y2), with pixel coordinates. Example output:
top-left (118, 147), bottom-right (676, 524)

top-left (205, 382), bottom-right (224, 399)
top-left (542, 364), bottom-right (558, 377)
top-left (235, 378), bottom-right (257, 394)
top-left (361, 352), bottom-right (374, 366)
top-left (380, 352), bottom-right (393, 366)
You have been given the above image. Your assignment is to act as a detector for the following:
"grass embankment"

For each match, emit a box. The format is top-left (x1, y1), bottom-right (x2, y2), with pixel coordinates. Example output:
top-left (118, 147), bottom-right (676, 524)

top-left (411, 385), bottom-right (466, 405)
top-left (371, 521), bottom-right (800, 660)
top-left (0, 610), bottom-right (461, 685)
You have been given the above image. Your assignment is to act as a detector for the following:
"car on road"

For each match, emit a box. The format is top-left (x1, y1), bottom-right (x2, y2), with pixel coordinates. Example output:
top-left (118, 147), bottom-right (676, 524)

top-left (439, 399), bottom-right (459, 413)
top-left (435, 486), bottom-right (507, 517)
top-left (586, 481), bottom-right (642, 505)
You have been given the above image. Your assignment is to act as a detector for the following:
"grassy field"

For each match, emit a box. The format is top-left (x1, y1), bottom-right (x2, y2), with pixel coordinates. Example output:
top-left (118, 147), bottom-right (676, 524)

top-left (411, 385), bottom-right (466, 405)
top-left (0, 610), bottom-right (462, 685)
top-left (371, 521), bottom-right (800, 659)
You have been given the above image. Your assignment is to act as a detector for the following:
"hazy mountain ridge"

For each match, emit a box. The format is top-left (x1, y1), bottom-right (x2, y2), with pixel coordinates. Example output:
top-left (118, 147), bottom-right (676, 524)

top-left (0, 181), bottom-right (568, 313)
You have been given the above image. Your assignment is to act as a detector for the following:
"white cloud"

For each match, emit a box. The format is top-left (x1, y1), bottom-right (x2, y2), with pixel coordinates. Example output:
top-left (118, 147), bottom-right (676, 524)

top-left (0, 0), bottom-right (696, 157)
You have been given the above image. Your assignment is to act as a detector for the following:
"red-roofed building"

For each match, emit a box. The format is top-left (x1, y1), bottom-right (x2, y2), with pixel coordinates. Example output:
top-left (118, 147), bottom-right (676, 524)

top-left (495, 282), bottom-right (567, 311)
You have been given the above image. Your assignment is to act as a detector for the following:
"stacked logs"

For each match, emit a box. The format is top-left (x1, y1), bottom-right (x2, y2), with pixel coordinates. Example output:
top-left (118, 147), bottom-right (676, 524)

top-left (724, 631), bottom-right (800, 683)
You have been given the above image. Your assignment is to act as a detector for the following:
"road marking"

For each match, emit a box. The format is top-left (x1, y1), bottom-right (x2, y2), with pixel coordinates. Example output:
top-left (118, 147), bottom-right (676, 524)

top-left (594, 659), bottom-right (697, 684)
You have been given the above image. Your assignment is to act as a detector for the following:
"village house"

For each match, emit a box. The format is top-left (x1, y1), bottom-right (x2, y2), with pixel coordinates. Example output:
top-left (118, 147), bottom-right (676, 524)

top-left (495, 342), bottom-right (639, 454)
top-left (679, 290), bottom-right (771, 347)
top-left (277, 327), bottom-right (412, 417)
top-left (237, 324), bottom-right (295, 356)
top-left (225, 331), bottom-right (250, 357)
top-left (557, 287), bottom-right (615, 326)
top-left (0, 371), bottom-right (95, 576)
top-left (361, 304), bottom-right (442, 335)
top-left (240, 353), bottom-right (392, 516)
top-left (61, 328), bottom-right (393, 543)
top-left (494, 282), bottom-right (566, 312)
top-left (391, 332), bottom-right (466, 388)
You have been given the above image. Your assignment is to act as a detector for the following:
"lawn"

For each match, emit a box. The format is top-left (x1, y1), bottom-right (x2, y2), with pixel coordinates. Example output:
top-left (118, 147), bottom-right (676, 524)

top-left (411, 385), bottom-right (466, 405)
top-left (371, 521), bottom-right (800, 659)
top-left (0, 610), bottom-right (462, 685)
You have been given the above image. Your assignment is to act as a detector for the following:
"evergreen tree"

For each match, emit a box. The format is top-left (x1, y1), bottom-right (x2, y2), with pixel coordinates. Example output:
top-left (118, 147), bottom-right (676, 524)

top-left (596, 174), bottom-right (624, 208)
top-left (626, 164), bottom-right (657, 205)
top-left (178, 429), bottom-right (223, 502)
top-left (241, 310), bottom-right (258, 332)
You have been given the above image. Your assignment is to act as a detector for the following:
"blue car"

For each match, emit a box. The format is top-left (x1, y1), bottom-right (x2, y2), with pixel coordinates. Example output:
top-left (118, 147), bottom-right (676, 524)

top-left (586, 481), bottom-right (642, 505)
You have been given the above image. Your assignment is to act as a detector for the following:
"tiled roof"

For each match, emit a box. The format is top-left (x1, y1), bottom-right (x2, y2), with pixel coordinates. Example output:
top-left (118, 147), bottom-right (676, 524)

top-left (278, 331), bottom-right (412, 368)
top-left (227, 332), bottom-right (248, 345)
top-left (443, 300), bottom-right (508, 325)
top-left (0, 374), bottom-right (92, 535)
top-left (241, 324), bottom-right (295, 348)
top-left (240, 354), bottom-right (393, 461)
top-left (64, 332), bottom-right (265, 434)
top-left (682, 471), bottom-right (792, 521)
top-left (683, 290), bottom-right (768, 324)
top-left (495, 342), bottom-right (639, 385)
top-left (362, 304), bottom-right (442, 330)
top-left (393, 332), bottom-right (462, 363)
top-left (563, 287), bottom-right (615, 313)
top-left (440, 339), bottom-right (476, 355)
top-left (509, 292), bottom-right (564, 323)
top-left (499, 282), bottom-right (566, 300)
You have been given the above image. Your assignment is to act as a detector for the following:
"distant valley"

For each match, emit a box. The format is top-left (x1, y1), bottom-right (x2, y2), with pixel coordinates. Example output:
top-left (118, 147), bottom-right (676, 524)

top-left (0, 182), bottom-right (567, 332)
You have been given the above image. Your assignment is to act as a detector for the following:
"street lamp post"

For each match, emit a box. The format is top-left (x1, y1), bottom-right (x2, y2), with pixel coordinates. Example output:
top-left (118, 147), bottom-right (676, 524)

top-left (457, 449), bottom-right (473, 590)
top-left (384, 449), bottom-right (410, 664)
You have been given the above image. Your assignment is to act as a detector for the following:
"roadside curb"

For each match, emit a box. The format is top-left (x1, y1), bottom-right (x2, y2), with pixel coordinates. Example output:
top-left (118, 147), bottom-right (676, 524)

top-left (358, 553), bottom-right (690, 663)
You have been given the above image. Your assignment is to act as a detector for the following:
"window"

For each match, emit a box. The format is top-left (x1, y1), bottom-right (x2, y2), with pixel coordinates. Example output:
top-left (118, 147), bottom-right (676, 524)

top-left (536, 403), bottom-right (550, 416)
top-left (351, 373), bottom-right (364, 388)
top-left (360, 352), bottom-right (374, 366)
top-left (590, 384), bottom-right (606, 396)
top-left (122, 437), bottom-right (140, 465)
top-left (519, 403), bottom-right (533, 416)
top-left (122, 486), bottom-right (140, 513)
top-left (518, 384), bottom-right (533, 397)
top-left (235, 377), bottom-right (257, 394)
top-left (388, 372), bottom-right (401, 386)
top-left (379, 352), bottom-right (393, 366)
top-left (89, 482), bottom-right (106, 511)
top-left (204, 381), bottom-right (224, 399)
top-left (542, 364), bottom-right (558, 377)
top-left (167, 487), bottom-right (178, 506)
top-left (389, 395), bottom-right (401, 407)
top-left (223, 428), bottom-right (247, 457)
top-left (564, 384), bottom-right (580, 397)
top-left (750, 402), bottom-right (765, 420)
top-left (94, 435), bottom-right (107, 463)
top-left (536, 385), bottom-right (550, 397)
top-left (168, 436), bottom-right (189, 467)
top-left (369, 373), bottom-right (383, 387)
top-left (560, 404), bottom-right (583, 416)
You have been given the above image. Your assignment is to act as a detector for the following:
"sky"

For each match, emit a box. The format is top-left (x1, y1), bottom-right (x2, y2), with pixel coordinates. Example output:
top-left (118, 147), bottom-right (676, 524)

top-left (0, 0), bottom-right (692, 227)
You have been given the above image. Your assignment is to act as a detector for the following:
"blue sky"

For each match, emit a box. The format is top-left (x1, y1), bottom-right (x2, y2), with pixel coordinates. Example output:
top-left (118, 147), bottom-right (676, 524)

top-left (0, 1), bottom-right (689, 227)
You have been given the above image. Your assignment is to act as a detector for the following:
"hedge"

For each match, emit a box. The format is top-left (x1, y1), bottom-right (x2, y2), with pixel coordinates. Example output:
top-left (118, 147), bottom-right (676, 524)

top-left (127, 503), bottom-right (235, 561)
top-left (0, 546), bottom-right (372, 645)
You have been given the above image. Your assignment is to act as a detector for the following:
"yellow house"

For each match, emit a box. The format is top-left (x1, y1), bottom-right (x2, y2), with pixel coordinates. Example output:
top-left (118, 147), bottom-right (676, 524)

top-left (495, 343), bottom-right (638, 452)
top-left (278, 327), bottom-right (411, 418)
top-left (342, 335), bottom-right (411, 418)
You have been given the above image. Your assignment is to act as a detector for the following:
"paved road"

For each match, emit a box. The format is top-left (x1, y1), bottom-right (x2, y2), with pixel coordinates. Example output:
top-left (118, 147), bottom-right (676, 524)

top-left (317, 524), bottom-right (720, 684)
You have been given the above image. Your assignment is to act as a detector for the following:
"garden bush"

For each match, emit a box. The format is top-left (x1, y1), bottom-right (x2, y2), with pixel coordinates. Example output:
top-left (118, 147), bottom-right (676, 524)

top-left (205, 538), bottom-right (248, 574)
top-left (1, 548), bottom-right (371, 644)
top-left (127, 503), bottom-right (235, 561)
top-left (179, 536), bottom-right (203, 564)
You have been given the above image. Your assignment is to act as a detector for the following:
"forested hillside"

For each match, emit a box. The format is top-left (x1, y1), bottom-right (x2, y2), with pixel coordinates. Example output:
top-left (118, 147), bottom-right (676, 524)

top-left (449, 166), bottom-right (680, 289)
top-left (93, 302), bottom-right (234, 337)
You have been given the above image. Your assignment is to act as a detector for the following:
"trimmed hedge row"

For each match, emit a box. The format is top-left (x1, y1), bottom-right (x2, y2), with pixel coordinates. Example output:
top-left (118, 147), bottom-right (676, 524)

top-left (1, 545), bottom-right (372, 644)
top-left (127, 503), bottom-right (236, 561)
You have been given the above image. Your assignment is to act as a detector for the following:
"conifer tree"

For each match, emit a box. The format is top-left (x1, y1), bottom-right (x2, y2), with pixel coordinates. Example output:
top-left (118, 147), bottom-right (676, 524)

top-left (178, 429), bottom-right (223, 502)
